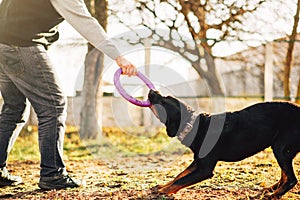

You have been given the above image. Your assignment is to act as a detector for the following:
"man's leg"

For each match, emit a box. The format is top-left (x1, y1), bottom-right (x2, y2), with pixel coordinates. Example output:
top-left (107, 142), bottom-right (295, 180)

top-left (0, 44), bottom-right (81, 189)
top-left (0, 43), bottom-right (29, 186)
top-left (0, 81), bottom-right (29, 168)
top-left (0, 82), bottom-right (27, 187)
top-left (17, 45), bottom-right (82, 189)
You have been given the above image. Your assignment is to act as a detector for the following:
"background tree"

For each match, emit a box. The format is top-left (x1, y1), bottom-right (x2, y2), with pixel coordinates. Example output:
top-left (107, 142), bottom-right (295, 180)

top-left (77, 0), bottom-right (299, 138)
top-left (109, 0), bottom-right (270, 96)
top-left (283, 0), bottom-right (300, 100)
top-left (296, 58), bottom-right (300, 103)
top-left (80, 0), bottom-right (108, 139)
top-left (293, 0), bottom-right (300, 104)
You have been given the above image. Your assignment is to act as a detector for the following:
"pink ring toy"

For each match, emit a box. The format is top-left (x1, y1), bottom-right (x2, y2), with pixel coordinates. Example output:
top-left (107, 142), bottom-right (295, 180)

top-left (114, 68), bottom-right (155, 107)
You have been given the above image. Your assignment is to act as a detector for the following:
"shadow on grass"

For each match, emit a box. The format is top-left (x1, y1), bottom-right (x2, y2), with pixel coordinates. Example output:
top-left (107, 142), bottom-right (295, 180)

top-left (0, 188), bottom-right (47, 199)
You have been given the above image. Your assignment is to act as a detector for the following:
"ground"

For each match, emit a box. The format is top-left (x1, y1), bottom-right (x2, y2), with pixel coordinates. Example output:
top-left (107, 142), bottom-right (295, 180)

top-left (1, 127), bottom-right (300, 200)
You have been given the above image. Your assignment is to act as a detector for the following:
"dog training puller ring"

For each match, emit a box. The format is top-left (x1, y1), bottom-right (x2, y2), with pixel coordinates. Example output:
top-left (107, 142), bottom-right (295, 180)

top-left (114, 68), bottom-right (155, 107)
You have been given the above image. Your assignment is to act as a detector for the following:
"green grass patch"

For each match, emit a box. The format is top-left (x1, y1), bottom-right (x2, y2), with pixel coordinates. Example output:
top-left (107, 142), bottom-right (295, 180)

top-left (8, 126), bottom-right (188, 162)
top-left (9, 125), bottom-right (92, 162)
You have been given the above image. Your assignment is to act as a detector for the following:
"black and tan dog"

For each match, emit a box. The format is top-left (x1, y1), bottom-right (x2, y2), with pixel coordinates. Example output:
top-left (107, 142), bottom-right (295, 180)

top-left (148, 90), bottom-right (300, 199)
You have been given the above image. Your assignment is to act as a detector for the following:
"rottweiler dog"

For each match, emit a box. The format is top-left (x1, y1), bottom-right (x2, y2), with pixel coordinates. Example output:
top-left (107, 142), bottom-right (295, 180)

top-left (148, 90), bottom-right (300, 199)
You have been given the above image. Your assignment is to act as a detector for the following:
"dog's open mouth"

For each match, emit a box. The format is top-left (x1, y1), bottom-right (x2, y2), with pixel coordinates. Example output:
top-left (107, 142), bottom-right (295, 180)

top-left (150, 105), bottom-right (159, 119)
top-left (148, 90), bottom-right (168, 123)
top-left (149, 104), bottom-right (168, 123)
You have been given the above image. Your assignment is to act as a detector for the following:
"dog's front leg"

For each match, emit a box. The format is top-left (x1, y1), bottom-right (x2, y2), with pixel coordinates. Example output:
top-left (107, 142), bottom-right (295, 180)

top-left (158, 160), bottom-right (216, 194)
top-left (158, 167), bottom-right (213, 194)
top-left (157, 161), bottom-right (197, 190)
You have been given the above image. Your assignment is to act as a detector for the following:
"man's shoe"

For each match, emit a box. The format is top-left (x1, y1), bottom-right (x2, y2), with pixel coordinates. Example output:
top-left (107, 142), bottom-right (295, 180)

top-left (0, 167), bottom-right (22, 187)
top-left (38, 174), bottom-right (84, 190)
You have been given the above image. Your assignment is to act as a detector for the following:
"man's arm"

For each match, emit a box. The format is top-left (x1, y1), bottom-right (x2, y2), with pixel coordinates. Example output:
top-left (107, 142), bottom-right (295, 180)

top-left (50, 0), bottom-right (137, 75)
top-left (50, 0), bottom-right (120, 59)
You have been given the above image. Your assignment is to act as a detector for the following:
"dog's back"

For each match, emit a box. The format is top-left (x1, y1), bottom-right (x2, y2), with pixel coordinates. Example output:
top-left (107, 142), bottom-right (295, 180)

top-left (215, 102), bottom-right (300, 161)
top-left (236, 101), bottom-right (300, 122)
top-left (230, 101), bottom-right (300, 134)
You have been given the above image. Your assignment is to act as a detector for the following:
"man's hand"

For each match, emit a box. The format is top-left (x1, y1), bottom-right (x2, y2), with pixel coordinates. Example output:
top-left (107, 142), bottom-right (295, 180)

top-left (116, 56), bottom-right (137, 77)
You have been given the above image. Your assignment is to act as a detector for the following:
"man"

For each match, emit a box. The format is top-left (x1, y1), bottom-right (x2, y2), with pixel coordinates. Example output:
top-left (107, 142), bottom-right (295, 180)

top-left (0, 0), bottom-right (137, 189)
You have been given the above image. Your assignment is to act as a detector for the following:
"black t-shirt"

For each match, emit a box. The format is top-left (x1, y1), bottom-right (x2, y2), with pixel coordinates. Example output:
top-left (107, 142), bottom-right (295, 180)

top-left (0, 0), bottom-right (64, 47)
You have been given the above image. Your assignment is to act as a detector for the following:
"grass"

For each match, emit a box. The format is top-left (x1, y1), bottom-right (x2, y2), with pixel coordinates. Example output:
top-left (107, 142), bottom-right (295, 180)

top-left (8, 125), bottom-right (187, 162)
top-left (9, 127), bottom-right (40, 161)
top-left (4, 125), bottom-right (300, 199)
top-left (9, 126), bottom-right (92, 162)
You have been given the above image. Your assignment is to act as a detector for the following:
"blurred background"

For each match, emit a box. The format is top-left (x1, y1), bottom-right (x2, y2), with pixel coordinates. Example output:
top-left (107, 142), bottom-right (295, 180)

top-left (1, 0), bottom-right (300, 138)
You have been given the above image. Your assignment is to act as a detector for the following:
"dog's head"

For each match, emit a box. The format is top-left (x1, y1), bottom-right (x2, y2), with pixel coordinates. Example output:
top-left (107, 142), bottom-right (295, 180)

top-left (148, 90), bottom-right (195, 137)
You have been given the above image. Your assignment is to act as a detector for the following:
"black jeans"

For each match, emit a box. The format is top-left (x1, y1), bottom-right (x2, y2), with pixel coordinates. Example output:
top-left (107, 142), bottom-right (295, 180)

top-left (0, 43), bottom-right (67, 177)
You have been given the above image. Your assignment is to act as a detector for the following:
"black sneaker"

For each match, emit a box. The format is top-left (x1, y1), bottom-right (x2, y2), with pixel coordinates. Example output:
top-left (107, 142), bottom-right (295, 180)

top-left (0, 167), bottom-right (22, 187)
top-left (38, 174), bottom-right (84, 190)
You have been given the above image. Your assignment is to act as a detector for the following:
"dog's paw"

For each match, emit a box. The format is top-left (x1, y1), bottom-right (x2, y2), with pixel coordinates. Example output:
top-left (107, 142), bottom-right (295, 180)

top-left (151, 184), bottom-right (171, 193)
top-left (157, 186), bottom-right (179, 195)
top-left (150, 185), bottom-right (160, 193)
top-left (148, 187), bottom-right (174, 199)
top-left (250, 192), bottom-right (281, 200)
top-left (152, 186), bottom-right (171, 194)
top-left (263, 194), bottom-right (281, 200)
top-left (150, 185), bottom-right (175, 200)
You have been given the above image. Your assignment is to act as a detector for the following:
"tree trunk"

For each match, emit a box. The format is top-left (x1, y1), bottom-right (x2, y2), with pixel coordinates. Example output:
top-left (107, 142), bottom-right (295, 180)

top-left (178, 0), bottom-right (225, 97)
top-left (80, 0), bottom-right (107, 139)
top-left (190, 51), bottom-right (225, 113)
top-left (192, 51), bottom-right (225, 96)
top-left (294, 1), bottom-right (300, 104)
top-left (284, 0), bottom-right (300, 101)
top-left (80, 50), bottom-right (104, 139)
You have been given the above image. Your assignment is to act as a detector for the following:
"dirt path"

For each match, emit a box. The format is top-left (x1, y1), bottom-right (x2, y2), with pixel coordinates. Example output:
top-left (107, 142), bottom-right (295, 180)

top-left (1, 150), bottom-right (300, 200)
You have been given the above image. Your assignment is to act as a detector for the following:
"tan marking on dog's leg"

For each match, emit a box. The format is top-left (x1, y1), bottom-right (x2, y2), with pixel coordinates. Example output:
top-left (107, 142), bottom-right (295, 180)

top-left (264, 170), bottom-right (286, 194)
top-left (157, 161), bottom-right (197, 192)
top-left (266, 171), bottom-right (297, 199)
top-left (158, 167), bottom-right (195, 190)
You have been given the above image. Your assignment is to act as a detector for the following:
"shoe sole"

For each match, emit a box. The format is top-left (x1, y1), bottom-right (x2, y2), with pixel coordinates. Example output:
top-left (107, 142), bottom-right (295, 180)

top-left (38, 182), bottom-right (80, 190)
top-left (0, 180), bottom-right (22, 187)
